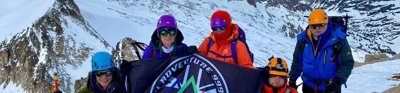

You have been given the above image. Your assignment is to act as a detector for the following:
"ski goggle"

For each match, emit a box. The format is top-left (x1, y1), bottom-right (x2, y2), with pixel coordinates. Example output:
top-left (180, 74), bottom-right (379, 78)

top-left (211, 26), bottom-right (226, 31)
top-left (309, 24), bottom-right (326, 29)
top-left (158, 28), bottom-right (177, 36)
top-left (95, 70), bottom-right (113, 77)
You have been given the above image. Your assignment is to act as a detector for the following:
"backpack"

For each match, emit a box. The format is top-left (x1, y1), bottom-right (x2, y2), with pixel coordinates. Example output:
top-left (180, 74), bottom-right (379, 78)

top-left (299, 15), bottom-right (351, 62)
top-left (329, 15), bottom-right (352, 36)
top-left (206, 27), bottom-right (254, 64)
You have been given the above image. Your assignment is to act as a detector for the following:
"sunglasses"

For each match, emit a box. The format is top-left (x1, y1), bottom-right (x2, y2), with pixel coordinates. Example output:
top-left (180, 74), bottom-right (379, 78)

top-left (95, 70), bottom-right (113, 77)
top-left (309, 24), bottom-right (326, 29)
top-left (211, 26), bottom-right (226, 31)
top-left (159, 28), bottom-right (177, 36)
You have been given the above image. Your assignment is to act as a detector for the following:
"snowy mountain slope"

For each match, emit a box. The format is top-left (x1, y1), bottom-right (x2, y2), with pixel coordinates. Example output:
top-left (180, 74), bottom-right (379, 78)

top-left (343, 59), bottom-right (400, 93)
top-left (76, 0), bottom-right (309, 67)
top-left (76, 0), bottom-right (400, 93)
top-left (0, 0), bottom-right (112, 92)
top-left (0, 0), bottom-right (398, 92)
top-left (0, 0), bottom-right (55, 42)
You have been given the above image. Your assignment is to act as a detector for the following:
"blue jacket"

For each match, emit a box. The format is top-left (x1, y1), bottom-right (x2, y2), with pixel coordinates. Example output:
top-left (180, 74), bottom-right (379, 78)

top-left (289, 22), bottom-right (354, 91)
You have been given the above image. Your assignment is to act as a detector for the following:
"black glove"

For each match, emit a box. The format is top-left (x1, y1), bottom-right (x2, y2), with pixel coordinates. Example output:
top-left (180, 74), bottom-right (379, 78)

top-left (187, 46), bottom-right (199, 54)
top-left (288, 78), bottom-right (297, 89)
top-left (325, 77), bottom-right (342, 93)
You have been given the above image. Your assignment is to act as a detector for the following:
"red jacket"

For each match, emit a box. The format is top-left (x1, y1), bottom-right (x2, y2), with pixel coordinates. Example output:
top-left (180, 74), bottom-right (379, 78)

top-left (263, 84), bottom-right (298, 93)
top-left (198, 24), bottom-right (254, 69)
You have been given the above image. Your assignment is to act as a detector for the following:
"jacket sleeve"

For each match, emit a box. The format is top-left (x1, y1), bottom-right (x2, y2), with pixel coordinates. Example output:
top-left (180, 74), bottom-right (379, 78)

top-left (77, 88), bottom-right (92, 93)
top-left (197, 38), bottom-right (210, 56)
top-left (77, 72), bottom-right (93, 93)
top-left (236, 41), bottom-right (255, 69)
top-left (141, 44), bottom-right (153, 60)
top-left (289, 40), bottom-right (303, 81)
top-left (336, 39), bottom-right (354, 84)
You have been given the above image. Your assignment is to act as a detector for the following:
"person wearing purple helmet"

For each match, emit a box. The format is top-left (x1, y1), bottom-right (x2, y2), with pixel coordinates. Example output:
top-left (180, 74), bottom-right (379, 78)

top-left (142, 15), bottom-right (189, 59)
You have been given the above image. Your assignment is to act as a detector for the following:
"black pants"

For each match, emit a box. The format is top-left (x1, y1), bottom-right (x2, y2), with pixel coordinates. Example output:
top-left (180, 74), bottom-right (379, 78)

top-left (302, 84), bottom-right (341, 93)
top-left (303, 84), bottom-right (318, 93)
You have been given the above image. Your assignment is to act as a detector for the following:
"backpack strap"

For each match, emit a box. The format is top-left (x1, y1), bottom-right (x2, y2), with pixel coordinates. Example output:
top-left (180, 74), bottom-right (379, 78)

top-left (206, 37), bottom-right (213, 55)
top-left (332, 40), bottom-right (343, 62)
top-left (207, 37), bottom-right (240, 64)
top-left (230, 39), bottom-right (239, 64)
top-left (299, 38), bottom-right (307, 54)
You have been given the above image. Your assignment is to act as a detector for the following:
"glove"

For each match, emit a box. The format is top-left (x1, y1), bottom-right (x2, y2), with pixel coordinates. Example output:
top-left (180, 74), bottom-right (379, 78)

top-left (288, 78), bottom-right (297, 89)
top-left (325, 77), bottom-right (342, 93)
top-left (187, 46), bottom-right (199, 54)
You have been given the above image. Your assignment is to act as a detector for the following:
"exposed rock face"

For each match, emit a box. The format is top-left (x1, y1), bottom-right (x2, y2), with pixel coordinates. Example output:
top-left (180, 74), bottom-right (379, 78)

top-left (246, 0), bottom-right (257, 8)
top-left (384, 85), bottom-right (400, 93)
top-left (0, 0), bottom-right (110, 92)
top-left (394, 54), bottom-right (400, 59)
top-left (113, 37), bottom-right (147, 64)
top-left (261, 0), bottom-right (312, 11)
top-left (364, 53), bottom-right (388, 63)
top-left (74, 75), bottom-right (88, 92)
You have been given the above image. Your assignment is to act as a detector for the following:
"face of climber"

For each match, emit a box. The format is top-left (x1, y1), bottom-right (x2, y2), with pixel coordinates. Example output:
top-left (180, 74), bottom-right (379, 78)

top-left (211, 18), bottom-right (227, 35)
top-left (310, 23), bottom-right (328, 36)
top-left (158, 27), bottom-right (177, 48)
top-left (268, 75), bottom-right (285, 88)
top-left (95, 69), bottom-right (113, 88)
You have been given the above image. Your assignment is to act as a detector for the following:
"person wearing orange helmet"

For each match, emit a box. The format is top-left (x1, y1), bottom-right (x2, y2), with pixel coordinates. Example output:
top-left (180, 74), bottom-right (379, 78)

top-left (288, 9), bottom-right (354, 93)
top-left (263, 57), bottom-right (298, 93)
top-left (197, 10), bottom-right (254, 69)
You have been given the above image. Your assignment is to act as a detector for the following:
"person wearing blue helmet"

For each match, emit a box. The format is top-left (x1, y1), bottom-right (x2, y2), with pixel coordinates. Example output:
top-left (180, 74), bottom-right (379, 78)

top-left (78, 51), bottom-right (126, 93)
